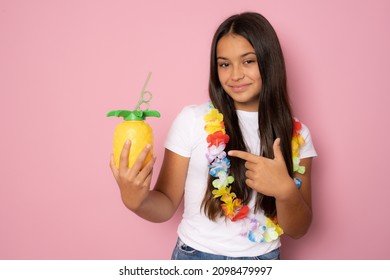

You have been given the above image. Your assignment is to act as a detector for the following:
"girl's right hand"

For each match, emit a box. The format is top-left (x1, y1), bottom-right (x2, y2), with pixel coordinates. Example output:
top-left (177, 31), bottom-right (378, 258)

top-left (109, 140), bottom-right (156, 211)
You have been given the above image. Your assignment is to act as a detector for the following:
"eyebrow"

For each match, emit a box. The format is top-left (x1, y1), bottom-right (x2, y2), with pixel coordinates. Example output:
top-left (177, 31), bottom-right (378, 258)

top-left (217, 52), bottom-right (256, 60)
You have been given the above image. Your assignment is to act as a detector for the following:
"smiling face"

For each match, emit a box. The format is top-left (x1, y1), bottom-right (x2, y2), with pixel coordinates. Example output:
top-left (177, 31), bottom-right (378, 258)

top-left (216, 33), bottom-right (262, 112)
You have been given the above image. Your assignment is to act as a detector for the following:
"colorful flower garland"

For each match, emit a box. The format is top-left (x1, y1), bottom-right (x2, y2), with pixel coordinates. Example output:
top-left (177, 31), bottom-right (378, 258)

top-left (204, 103), bottom-right (305, 243)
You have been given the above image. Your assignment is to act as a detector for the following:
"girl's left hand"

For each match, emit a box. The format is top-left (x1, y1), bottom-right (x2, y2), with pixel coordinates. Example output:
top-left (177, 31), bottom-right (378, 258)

top-left (228, 138), bottom-right (295, 200)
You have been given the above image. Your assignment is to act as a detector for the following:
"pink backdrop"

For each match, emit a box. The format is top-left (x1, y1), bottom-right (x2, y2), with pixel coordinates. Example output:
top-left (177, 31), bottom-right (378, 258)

top-left (1, 0), bottom-right (389, 259)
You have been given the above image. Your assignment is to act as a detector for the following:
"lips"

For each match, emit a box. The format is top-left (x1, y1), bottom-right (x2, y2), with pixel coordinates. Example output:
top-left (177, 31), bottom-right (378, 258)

top-left (229, 83), bottom-right (250, 93)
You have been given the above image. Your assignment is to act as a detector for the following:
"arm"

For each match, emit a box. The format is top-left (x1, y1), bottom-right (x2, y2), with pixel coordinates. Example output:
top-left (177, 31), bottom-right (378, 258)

top-left (275, 157), bottom-right (312, 238)
top-left (110, 140), bottom-right (188, 223)
top-left (228, 138), bottom-right (313, 238)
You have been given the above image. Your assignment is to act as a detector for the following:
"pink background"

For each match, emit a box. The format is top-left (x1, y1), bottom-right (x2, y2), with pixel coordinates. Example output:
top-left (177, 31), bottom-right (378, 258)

top-left (1, 0), bottom-right (389, 260)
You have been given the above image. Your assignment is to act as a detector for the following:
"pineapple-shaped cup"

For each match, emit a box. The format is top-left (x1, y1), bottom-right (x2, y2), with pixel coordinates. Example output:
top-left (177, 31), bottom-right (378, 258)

top-left (107, 109), bottom-right (160, 168)
top-left (108, 73), bottom-right (160, 168)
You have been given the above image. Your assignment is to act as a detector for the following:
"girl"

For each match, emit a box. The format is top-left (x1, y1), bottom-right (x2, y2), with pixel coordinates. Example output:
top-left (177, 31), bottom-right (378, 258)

top-left (110, 12), bottom-right (317, 260)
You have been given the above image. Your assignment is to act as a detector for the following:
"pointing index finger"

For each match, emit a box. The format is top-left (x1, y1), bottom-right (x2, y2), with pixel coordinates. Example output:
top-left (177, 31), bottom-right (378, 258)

top-left (228, 150), bottom-right (258, 162)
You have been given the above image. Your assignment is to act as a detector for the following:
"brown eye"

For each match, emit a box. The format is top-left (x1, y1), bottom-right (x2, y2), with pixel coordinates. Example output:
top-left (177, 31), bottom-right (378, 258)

top-left (244, 59), bottom-right (256, 65)
top-left (219, 62), bottom-right (229, 68)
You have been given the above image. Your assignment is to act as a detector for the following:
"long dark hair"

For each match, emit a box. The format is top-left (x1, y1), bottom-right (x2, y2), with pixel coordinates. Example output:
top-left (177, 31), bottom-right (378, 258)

top-left (202, 12), bottom-right (294, 220)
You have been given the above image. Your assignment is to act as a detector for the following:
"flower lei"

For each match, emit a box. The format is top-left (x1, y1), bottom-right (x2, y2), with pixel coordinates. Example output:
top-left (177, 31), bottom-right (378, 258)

top-left (204, 103), bottom-right (306, 243)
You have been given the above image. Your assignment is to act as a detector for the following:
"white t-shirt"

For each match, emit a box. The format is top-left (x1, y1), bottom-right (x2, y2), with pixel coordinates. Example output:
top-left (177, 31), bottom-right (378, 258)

top-left (164, 102), bottom-right (317, 257)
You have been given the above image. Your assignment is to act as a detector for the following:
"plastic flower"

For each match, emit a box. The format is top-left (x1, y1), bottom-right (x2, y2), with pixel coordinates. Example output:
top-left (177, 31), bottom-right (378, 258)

top-left (249, 218), bottom-right (260, 232)
top-left (204, 108), bottom-right (223, 123)
top-left (293, 119), bottom-right (302, 136)
top-left (292, 136), bottom-right (304, 157)
top-left (220, 191), bottom-right (236, 203)
top-left (205, 120), bottom-right (225, 135)
top-left (232, 205), bottom-right (249, 221)
top-left (206, 143), bottom-right (226, 163)
top-left (209, 157), bottom-right (231, 177)
top-left (244, 216), bottom-right (266, 242)
top-left (207, 131), bottom-right (230, 147)
top-left (294, 177), bottom-right (302, 188)
top-left (262, 228), bottom-right (279, 243)
top-left (212, 171), bottom-right (234, 189)
top-left (263, 218), bottom-right (284, 242)
top-left (212, 186), bottom-right (231, 198)
top-left (248, 228), bottom-right (266, 243)
top-left (292, 119), bottom-right (304, 155)
top-left (293, 156), bottom-right (305, 174)
top-left (292, 118), bottom-right (305, 174)
top-left (221, 196), bottom-right (242, 218)
top-left (248, 232), bottom-right (261, 243)
top-left (204, 107), bottom-right (226, 135)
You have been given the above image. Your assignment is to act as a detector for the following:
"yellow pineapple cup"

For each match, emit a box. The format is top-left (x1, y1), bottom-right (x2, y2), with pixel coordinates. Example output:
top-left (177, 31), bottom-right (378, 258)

top-left (108, 72), bottom-right (160, 168)
top-left (107, 109), bottom-right (160, 168)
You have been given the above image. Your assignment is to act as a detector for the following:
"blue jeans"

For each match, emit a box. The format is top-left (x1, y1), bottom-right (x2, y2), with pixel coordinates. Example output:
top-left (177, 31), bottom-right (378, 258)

top-left (171, 238), bottom-right (280, 260)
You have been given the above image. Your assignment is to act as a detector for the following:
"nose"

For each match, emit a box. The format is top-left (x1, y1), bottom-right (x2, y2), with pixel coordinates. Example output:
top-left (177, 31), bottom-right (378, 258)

top-left (231, 66), bottom-right (245, 81)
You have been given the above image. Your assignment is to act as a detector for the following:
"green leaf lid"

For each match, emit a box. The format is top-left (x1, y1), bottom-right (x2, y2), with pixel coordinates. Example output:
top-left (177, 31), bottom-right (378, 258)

top-left (107, 110), bottom-right (160, 121)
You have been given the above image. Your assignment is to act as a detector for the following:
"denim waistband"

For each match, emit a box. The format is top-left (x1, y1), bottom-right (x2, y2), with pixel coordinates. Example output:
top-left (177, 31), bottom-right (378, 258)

top-left (171, 237), bottom-right (280, 260)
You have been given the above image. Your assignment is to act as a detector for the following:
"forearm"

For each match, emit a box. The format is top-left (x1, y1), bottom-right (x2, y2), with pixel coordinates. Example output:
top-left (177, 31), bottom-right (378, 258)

top-left (276, 184), bottom-right (312, 238)
top-left (128, 190), bottom-right (179, 223)
top-left (112, 148), bottom-right (187, 223)
top-left (129, 149), bottom-right (187, 223)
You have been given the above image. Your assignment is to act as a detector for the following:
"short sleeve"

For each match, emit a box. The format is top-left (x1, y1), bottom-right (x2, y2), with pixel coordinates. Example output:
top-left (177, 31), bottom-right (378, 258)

top-left (164, 106), bottom-right (197, 158)
top-left (299, 123), bottom-right (318, 159)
